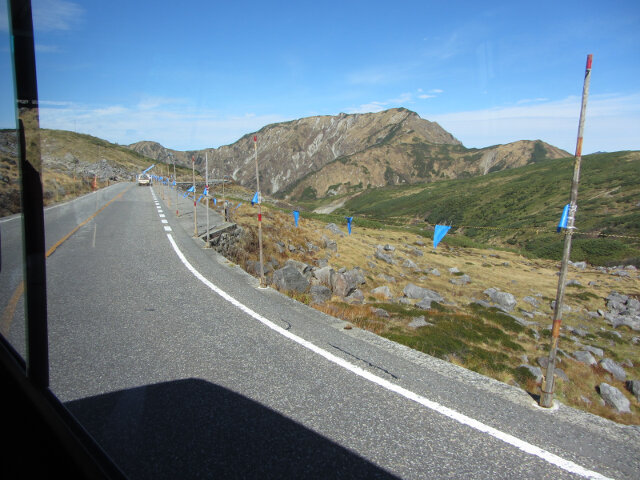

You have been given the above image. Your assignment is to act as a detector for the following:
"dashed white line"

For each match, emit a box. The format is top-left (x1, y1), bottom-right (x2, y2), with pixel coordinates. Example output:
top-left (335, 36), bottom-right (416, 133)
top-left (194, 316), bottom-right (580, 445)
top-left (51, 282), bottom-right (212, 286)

top-left (164, 232), bottom-right (613, 480)
top-left (164, 226), bottom-right (172, 231)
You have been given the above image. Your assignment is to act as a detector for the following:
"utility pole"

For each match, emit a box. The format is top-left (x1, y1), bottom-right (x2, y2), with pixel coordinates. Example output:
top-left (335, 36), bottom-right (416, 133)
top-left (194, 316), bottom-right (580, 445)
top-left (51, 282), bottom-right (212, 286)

top-left (192, 155), bottom-right (197, 237)
top-left (254, 136), bottom-right (265, 287)
top-left (541, 54), bottom-right (593, 408)
top-left (205, 152), bottom-right (210, 247)
top-left (222, 158), bottom-right (227, 222)
top-left (173, 155), bottom-right (178, 216)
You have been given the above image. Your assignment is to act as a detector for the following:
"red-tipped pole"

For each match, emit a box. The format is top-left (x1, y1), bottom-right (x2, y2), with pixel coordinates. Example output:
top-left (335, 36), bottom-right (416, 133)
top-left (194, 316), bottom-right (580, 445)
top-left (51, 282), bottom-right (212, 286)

top-left (254, 135), bottom-right (265, 287)
top-left (540, 54), bottom-right (593, 408)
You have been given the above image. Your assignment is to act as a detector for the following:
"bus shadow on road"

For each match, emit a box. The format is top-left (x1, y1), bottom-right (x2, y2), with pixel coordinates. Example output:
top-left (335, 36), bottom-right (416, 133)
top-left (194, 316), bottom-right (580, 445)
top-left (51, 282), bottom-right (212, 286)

top-left (66, 378), bottom-right (399, 479)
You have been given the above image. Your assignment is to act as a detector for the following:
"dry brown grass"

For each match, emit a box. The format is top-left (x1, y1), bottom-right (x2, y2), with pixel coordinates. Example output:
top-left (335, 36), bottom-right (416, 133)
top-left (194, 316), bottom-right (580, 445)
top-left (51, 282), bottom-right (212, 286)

top-left (220, 191), bottom-right (640, 425)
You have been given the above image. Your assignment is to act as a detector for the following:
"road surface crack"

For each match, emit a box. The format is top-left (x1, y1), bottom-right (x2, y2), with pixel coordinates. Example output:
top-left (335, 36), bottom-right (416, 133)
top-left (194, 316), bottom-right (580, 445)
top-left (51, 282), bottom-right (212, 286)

top-left (329, 343), bottom-right (398, 379)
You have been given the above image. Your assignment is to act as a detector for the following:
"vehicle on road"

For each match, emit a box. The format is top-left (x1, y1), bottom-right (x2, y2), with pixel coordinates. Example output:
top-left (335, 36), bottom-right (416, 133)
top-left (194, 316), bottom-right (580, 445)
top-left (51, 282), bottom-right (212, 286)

top-left (138, 174), bottom-right (152, 186)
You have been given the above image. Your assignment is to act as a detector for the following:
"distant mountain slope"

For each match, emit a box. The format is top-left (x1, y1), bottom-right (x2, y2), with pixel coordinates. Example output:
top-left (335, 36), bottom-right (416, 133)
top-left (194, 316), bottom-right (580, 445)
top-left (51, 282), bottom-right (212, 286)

top-left (282, 138), bottom-right (568, 201)
top-left (337, 150), bottom-right (640, 265)
top-left (0, 129), bottom-right (182, 216)
top-left (127, 108), bottom-right (569, 201)
top-left (128, 108), bottom-right (462, 194)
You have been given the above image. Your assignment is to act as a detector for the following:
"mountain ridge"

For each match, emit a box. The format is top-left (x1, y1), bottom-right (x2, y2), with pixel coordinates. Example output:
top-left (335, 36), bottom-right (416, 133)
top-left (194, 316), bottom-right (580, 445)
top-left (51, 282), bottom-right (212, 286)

top-left (127, 108), bottom-right (570, 200)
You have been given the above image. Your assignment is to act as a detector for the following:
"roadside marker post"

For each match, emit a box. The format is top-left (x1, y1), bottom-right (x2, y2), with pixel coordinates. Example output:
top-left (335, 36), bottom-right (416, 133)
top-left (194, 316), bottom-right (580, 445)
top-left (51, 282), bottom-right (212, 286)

top-left (254, 135), bottom-right (265, 287)
top-left (192, 155), bottom-right (197, 237)
top-left (205, 152), bottom-right (210, 248)
top-left (541, 54), bottom-right (592, 408)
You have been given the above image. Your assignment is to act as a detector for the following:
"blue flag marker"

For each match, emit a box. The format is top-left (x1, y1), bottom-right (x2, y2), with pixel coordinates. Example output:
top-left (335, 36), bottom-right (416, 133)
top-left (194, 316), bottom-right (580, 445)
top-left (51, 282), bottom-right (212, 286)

top-left (293, 210), bottom-right (300, 227)
top-left (433, 225), bottom-right (451, 249)
top-left (235, 203), bottom-right (242, 210)
top-left (213, 198), bottom-right (217, 205)
top-left (251, 191), bottom-right (259, 205)
top-left (557, 204), bottom-right (570, 232)
top-left (346, 216), bottom-right (353, 235)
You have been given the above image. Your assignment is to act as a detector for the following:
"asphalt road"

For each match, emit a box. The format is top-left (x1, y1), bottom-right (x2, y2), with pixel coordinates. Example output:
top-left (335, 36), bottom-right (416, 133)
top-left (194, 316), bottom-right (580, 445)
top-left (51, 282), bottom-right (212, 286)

top-left (2, 183), bottom-right (639, 479)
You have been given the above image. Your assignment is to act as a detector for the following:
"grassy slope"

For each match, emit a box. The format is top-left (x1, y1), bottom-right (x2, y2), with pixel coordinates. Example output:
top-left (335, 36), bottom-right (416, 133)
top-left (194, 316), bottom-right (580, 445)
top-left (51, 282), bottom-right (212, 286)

top-left (336, 151), bottom-right (640, 265)
top-left (0, 129), bottom-right (193, 215)
top-left (224, 195), bottom-right (640, 425)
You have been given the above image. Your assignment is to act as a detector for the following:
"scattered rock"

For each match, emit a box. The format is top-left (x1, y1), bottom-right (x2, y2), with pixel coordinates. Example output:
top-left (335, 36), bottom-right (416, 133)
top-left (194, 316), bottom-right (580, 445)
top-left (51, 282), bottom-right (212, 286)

top-left (383, 244), bottom-right (395, 251)
top-left (272, 264), bottom-right (310, 293)
top-left (570, 261), bottom-right (587, 269)
top-left (345, 289), bottom-right (364, 304)
top-left (374, 249), bottom-right (395, 265)
top-left (408, 316), bottom-right (433, 328)
top-left (450, 274), bottom-right (471, 285)
top-left (566, 279), bottom-right (582, 286)
top-left (523, 296), bottom-right (539, 308)
top-left (626, 380), bottom-right (640, 402)
top-left (599, 358), bottom-right (626, 381)
top-left (371, 286), bottom-right (392, 300)
top-left (314, 266), bottom-right (335, 288)
top-left (377, 273), bottom-right (396, 283)
top-left (429, 268), bottom-right (441, 277)
top-left (573, 350), bottom-right (597, 366)
top-left (598, 383), bottom-right (631, 413)
top-left (518, 364), bottom-right (543, 384)
top-left (322, 235), bottom-right (337, 251)
top-left (448, 267), bottom-right (460, 274)
top-left (326, 223), bottom-right (346, 237)
top-left (582, 345), bottom-right (604, 358)
top-left (309, 285), bottom-right (332, 304)
top-left (370, 307), bottom-right (390, 318)
top-left (555, 368), bottom-right (569, 382)
top-left (484, 288), bottom-right (517, 312)
top-left (402, 258), bottom-right (419, 270)
top-left (403, 283), bottom-right (444, 303)
top-left (416, 298), bottom-right (433, 310)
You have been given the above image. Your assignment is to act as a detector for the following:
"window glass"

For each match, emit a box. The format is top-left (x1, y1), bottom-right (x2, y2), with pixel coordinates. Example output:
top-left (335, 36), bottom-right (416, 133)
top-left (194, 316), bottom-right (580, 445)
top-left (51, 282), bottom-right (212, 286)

top-left (0, 0), bottom-right (26, 361)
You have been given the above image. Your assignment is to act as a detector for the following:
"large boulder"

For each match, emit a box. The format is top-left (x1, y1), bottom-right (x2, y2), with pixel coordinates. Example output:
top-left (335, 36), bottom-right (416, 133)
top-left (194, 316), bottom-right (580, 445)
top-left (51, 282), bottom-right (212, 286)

top-left (331, 268), bottom-right (366, 298)
top-left (484, 288), bottom-right (517, 312)
top-left (598, 383), bottom-right (631, 413)
top-left (573, 350), bottom-right (597, 366)
top-left (272, 264), bottom-right (310, 293)
top-left (599, 358), bottom-right (626, 381)
top-left (310, 285), bottom-right (332, 304)
top-left (314, 266), bottom-right (335, 288)
top-left (403, 283), bottom-right (444, 303)
top-left (285, 259), bottom-right (313, 279)
top-left (371, 286), bottom-right (392, 300)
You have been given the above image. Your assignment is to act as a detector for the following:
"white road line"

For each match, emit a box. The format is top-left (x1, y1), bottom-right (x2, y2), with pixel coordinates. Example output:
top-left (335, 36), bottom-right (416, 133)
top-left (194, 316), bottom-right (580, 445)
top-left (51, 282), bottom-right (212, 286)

top-left (164, 226), bottom-right (172, 231)
top-left (165, 232), bottom-right (613, 480)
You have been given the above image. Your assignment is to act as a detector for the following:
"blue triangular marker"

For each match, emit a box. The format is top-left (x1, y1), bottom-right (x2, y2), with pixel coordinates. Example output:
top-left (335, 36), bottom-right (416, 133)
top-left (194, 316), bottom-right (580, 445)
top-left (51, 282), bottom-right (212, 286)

top-left (251, 191), bottom-right (259, 205)
top-left (293, 210), bottom-right (300, 227)
top-left (557, 204), bottom-right (570, 232)
top-left (346, 217), bottom-right (353, 235)
top-left (433, 225), bottom-right (451, 249)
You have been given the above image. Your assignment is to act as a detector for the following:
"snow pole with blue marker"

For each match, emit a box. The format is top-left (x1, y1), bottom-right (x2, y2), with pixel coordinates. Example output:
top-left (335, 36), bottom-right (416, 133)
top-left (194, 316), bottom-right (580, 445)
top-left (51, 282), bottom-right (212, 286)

top-left (254, 135), bottom-right (265, 286)
top-left (541, 54), bottom-right (593, 409)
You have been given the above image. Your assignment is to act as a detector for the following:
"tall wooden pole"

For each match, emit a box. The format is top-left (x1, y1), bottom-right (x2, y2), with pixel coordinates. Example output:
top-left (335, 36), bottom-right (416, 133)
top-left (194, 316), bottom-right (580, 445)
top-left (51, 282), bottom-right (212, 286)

top-left (192, 155), bottom-right (197, 237)
top-left (205, 152), bottom-right (210, 247)
top-left (254, 136), bottom-right (265, 287)
top-left (540, 54), bottom-right (592, 408)
top-left (173, 158), bottom-right (178, 215)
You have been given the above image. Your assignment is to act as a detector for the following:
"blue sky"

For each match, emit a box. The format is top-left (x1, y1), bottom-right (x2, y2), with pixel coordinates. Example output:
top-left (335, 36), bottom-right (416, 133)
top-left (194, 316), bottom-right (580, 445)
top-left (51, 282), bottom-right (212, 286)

top-left (2, 0), bottom-right (639, 153)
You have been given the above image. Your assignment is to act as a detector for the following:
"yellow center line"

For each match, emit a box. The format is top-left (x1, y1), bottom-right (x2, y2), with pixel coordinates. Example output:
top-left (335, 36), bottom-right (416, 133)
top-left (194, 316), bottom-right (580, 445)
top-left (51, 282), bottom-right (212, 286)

top-left (1, 184), bottom-right (134, 336)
